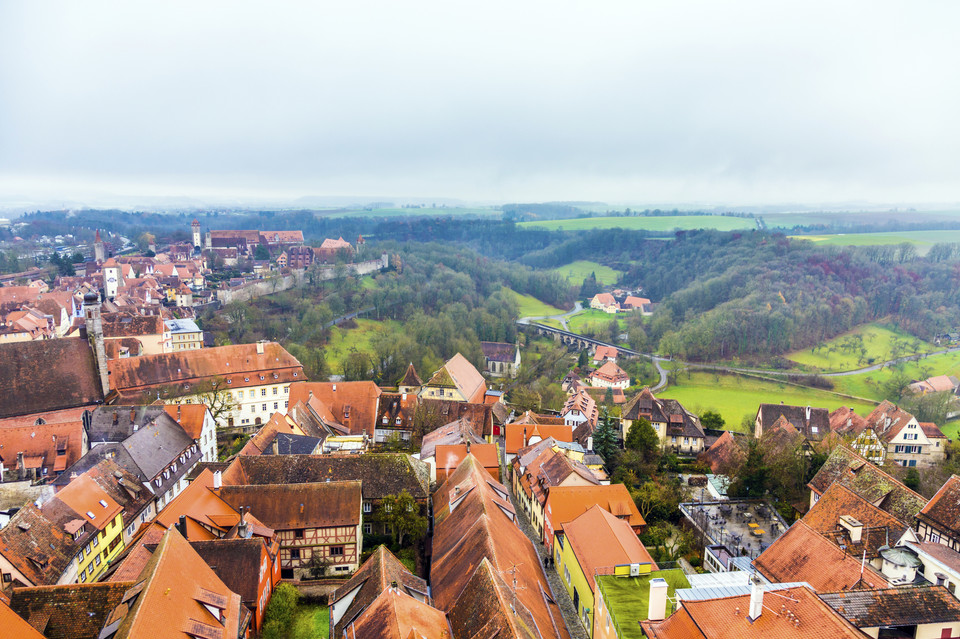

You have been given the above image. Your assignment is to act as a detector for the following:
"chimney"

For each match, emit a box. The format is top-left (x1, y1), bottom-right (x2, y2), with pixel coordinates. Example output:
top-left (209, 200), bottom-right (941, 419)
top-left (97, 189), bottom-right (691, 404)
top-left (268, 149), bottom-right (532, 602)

top-left (113, 412), bottom-right (119, 425)
top-left (237, 506), bottom-right (250, 539)
top-left (466, 440), bottom-right (471, 453)
top-left (272, 437), bottom-right (279, 456)
top-left (748, 574), bottom-right (764, 621)
top-left (805, 406), bottom-right (811, 423)
top-left (587, 436), bottom-right (594, 452)
top-left (130, 408), bottom-right (136, 424)
top-left (300, 503), bottom-right (304, 514)
top-left (17, 452), bottom-right (25, 480)
top-left (648, 578), bottom-right (668, 621)
top-left (83, 292), bottom-right (110, 394)
top-left (256, 341), bottom-right (265, 355)
top-left (213, 470), bottom-right (222, 490)
top-left (177, 405), bottom-right (181, 422)
top-left (178, 515), bottom-right (188, 539)
top-left (839, 515), bottom-right (863, 543)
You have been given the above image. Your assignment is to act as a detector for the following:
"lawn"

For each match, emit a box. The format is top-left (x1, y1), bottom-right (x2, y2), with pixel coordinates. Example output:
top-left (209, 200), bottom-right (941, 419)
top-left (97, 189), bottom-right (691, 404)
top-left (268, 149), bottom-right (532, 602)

top-left (787, 323), bottom-right (937, 372)
top-left (830, 349), bottom-right (960, 402)
top-left (290, 603), bottom-right (329, 639)
top-left (791, 230), bottom-right (960, 255)
top-left (533, 318), bottom-right (565, 330)
top-left (657, 371), bottom-right (878, 431)
top-left (324, 318), bottom-right (402, 371)
top-left (503, 287), bottom-right (568, 317)
top-left (518, 215), bottom-right (755, 233)
top-left (551, 260), bottom-right (624, 285)
top-left (566, 308), bottom-right (627, 335)
top-left (596, 569), bottom-right (690, 638)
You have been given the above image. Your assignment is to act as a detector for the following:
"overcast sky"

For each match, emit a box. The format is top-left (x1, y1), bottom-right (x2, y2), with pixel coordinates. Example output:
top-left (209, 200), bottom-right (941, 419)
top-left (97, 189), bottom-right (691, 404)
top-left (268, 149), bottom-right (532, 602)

top-left (1, 1), bottom-right (958, 207)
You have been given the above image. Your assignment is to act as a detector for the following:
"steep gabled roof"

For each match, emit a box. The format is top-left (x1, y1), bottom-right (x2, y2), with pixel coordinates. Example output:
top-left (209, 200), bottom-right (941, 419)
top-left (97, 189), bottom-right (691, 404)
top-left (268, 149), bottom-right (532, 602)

top-left (829, 406), bottom-right (870, 436)
top-left (808, 446), bottom-right (926, 526)
top-left (865, 400), bottom-right (918, 442)
top-left (504, 421), bottom-right (573, 454)
top-left (332, 545), bottom-right (430, 638)
top-left (107, 528), bottom-right (244, 639)
top-left (221, 454), bottom-right (430, 501)
top-left (754, 520), bottom-right (888, 590)
top-left (0, 339), bottom-right (103, 418)
top-left (344, 587), bottom-right (450, 639)
top-left (0, 599), bottom-right (46, 639)
top-left (447, 558), bottom-right (545, 639)
top-left (698, 430), bottom-right (746, 473)
top-left (8, 581), bottom-right (132, 639)
top-left (756, 403), bottom-right (831, 440)
top-left (801, 483), bottom-right (909, 559)
top-left (919, 475), bottom-right (960, 537)
top-left (480, 341), bottom-right (517, 363)
top-left (430, 456), bottom-right (569, 638)
top-left (563, 505), bottom-right (657, 591)
top-left (424, 353), bottom-right (487, 403)
top-left (219, 481), bottom-right (362, 530)
top-left (287, 381), bottom-right (381, 437)
top-left (189, 539), bottom-right (267, 605)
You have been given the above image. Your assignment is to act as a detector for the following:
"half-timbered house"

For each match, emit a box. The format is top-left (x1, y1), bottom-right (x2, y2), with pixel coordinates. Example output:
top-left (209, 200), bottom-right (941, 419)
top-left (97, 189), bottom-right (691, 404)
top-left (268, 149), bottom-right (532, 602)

top-left (219, 480), bottom-right (362, 579)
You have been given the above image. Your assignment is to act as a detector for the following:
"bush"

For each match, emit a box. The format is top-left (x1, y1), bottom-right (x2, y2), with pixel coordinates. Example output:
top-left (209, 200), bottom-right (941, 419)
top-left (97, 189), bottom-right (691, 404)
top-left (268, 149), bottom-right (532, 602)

top-left (261, 583), bottom-right (300, 639)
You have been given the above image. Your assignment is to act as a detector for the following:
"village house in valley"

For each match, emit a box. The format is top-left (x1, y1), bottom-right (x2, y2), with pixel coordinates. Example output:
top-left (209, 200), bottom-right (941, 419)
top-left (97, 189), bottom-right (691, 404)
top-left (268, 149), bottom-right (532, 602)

top-left (480, 341), bottom-right (521, 378)
top-left (621, 388), bottom-right (706, 454)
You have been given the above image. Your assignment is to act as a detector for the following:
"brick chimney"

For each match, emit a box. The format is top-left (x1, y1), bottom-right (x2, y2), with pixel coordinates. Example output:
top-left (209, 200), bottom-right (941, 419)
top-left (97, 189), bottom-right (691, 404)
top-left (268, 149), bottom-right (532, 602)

top-left (83, 292), bottom-right (110, 394)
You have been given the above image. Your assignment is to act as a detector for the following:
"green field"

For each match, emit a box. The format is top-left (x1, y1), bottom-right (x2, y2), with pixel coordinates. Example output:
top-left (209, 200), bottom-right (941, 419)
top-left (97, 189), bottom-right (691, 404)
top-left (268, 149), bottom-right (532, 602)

top-left (830, 349), bottom-right (960, 401)
top-left (503, 287), bottom-right (568, 317)
top-left (551, 260), bottom-right (624, 285)
top-left (534, 318), bottom-right (565, 330)
top-left (290, 603), bottom-right (329, 639)
top-left (518, 215), bottom-right (755, 233)
top-left (787, 323), bottom-right (936, 372)
top-left (792, 230), bottom-right (960, 254)
top-left (317, 206), bottom-right (500, 219)
top-left (657, 371), bottom-right (877, 430)
top-left (566, 308), bottom-right (627, 334)
top-left (324, 318), bottom-right (402, 371)
top-left (596, 570), bottom-right (690, 638)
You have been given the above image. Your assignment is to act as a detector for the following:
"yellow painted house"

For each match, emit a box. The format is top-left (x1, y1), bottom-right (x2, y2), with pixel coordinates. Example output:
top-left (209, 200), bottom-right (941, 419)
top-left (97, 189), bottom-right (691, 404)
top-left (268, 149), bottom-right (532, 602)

top-left (56, 474), bottom-right (127, 583)
top-left (553, 505), bottom-right (658, 636)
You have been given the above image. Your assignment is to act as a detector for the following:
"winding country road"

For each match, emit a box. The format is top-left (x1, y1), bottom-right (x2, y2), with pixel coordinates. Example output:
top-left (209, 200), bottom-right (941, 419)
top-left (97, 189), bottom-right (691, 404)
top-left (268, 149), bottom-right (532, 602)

top-left (517, 301), bottom-right (583, 331)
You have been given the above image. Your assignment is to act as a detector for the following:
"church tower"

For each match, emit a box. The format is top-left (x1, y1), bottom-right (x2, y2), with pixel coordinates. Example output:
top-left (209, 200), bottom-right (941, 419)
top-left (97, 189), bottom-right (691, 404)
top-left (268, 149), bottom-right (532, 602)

top-left (192, 219), bottom-right (201, 248)
top-left (94, 230), bottom-right (105, 263)
top-left (102, 258), bottom-right (121, 299)
top-left (83, 291), bottom-right (110, 394)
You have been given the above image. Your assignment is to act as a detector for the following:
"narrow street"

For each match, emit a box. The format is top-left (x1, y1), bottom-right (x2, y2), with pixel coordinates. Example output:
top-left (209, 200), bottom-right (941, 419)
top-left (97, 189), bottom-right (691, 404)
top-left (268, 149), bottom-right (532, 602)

top-left (506, 476), bottom-right (590, 639)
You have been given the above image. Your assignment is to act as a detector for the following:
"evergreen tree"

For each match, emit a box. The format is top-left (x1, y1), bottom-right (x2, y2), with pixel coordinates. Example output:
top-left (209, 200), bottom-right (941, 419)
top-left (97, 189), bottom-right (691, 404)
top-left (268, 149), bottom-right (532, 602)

top-left (592, 407), bottom-right (619, 463)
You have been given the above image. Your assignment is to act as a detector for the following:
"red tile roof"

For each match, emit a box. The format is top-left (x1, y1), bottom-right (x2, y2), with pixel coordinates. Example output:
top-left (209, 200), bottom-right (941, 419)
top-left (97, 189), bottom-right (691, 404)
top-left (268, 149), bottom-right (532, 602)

top-left (643, 585), bottom-right (865, 639)
top-left (343, 588), bottom-right (450, 639)
top-left (504, 421), bottom-right (573, 454)
top-left (562, 505), bottom-right (657, 591)
top-left (754, 520), bottom-right (888, 590)
top-left (919, 475), bottom-right (960, 538)
top-left (865, 400), bottom-right (918, 443)
top-left (107, 528), bottom-right (244, 639)
top-left (424, 353), bottom-right (487, 404)
top-left (435, 443), bottom-right (499, 482)
top-left (0, 339), bottom-right (103, 418)
top-left (431, 455), bottom-right (570, 639)
top-left (219, 481), bottom-right (361, 531)
top-left (108, 342), bottom-right (303, 398)
top-left (829, 406), bottom-right (870, 435)
top-left (287, 381), bottom-right (381, 437)
top-left (9, 581), bottom-right (132, 639)
top-left (593, 345), bottom-right (618, 362)
top-left (0, 599), bottom-right (46, 639)
top-left (0, 419), bottom-right (85, 479)
top-left (698, 430), bottom-right (746, 473)
top-left (163, 404), bottom-right (209, 440)
top-left (544, 484), bottom-right (645, 541)
top-left (588, 360), bottom-right (629, 385)
top-left (331, 545), bottom-right (430, 638)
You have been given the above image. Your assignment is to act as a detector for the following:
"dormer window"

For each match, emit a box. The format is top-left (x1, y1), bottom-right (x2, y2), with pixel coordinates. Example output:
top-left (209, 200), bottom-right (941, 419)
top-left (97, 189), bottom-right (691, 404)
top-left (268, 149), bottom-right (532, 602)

top-left (344, 406), bottom-right (351, 419)
top-left (396, 417), bottom-right (402, 426)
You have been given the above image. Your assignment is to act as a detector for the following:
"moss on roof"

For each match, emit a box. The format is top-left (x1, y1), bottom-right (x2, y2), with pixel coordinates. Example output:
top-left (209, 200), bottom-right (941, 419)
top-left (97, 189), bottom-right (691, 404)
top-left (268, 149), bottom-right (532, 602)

top-left (597, 569), bottom-right (690, 639)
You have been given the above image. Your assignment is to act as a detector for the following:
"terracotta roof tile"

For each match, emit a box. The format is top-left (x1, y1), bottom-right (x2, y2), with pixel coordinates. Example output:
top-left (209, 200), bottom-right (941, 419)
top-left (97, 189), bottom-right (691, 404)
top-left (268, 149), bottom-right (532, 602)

top-left (219, 481), bottom-right (361, 530)
top-left (756, 403), bottom-right (831, 440)
top-left (189, 539), bottom-right (268, 605)
top-left (424, 353), bottom-right (487, 403)
top-left (9, 581), bottom-right (132, 639)
top-left (0, 599), bottom-right (46, 639)
top-left (562, 505), bottom-right (656, 591)
top-left (544, 484), bottom-right (645, 540)
top-left (343, 587), bottom-right (448, 639)
top-left (829, 406), bottom-right (870, 435)
top-left (865, 400), bottom-right (918, 442)
top-left (801, 483), bottom-right (908, 559)
top-left (504, 421), bottom-right (573, 455)
top-left (698, 430), bottom-right (746, 473)
top-left (109, 528), bottom-right (244, 639)
top-left (480, 341), bottom-right (517, 363)
top-left (919, 475), bottom-right (960, 538)
top-left (808, 445), bottom-right (926, 526)
top-left (331, 545), bottom-right (429, 638)
top-left (643, 585), bottom-right (865, 639)
top-left (164, 404), bottom-right (209, 440)
top-left (754, 520), bottom-right (888, 590)
top-left (221, 454), bottom-right (429, 502)
top-left (819, 585), bottom-right (960, 628)
top-left (108, 342), bottom-right (302, 399)
top-left (0, 419), bottom-right (85, 480)
top-left (0, 339), bottom-right (102, 418)
top-left (287, 381), bottom-right (381, 437)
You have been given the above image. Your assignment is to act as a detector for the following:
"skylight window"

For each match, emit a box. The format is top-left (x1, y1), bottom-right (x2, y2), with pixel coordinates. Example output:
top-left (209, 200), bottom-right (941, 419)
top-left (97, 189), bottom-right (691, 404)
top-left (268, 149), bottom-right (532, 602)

top-left (99, 500), bottom-right (108, 508)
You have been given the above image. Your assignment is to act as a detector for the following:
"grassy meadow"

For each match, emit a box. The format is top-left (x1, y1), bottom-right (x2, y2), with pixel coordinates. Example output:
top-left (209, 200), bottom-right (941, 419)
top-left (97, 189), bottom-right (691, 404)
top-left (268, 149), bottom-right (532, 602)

top-left (791, 230), bottom-right (960, 255)
top-left (518, 215), bottom-right (755, 233)
top-left (657, 371), bottom-right (877, 431)
top-left (503, 287), bottom-right (568, 317)
top-left (787, 323), bottom-right (937, 372)
top-left (830, 349), bottom-right (960, 401)
top-left (323, 318), bottom-right (403, 371)
top-left (551, 260), bottom-right (624, 285)
top-left (566, 308), bottom-right (628, 334)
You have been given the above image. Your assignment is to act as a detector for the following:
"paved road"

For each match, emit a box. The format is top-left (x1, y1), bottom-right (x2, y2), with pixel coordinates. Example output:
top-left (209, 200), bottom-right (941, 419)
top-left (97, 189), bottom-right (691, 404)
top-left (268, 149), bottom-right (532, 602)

top-left (519, 301), bottom-right (583, 331)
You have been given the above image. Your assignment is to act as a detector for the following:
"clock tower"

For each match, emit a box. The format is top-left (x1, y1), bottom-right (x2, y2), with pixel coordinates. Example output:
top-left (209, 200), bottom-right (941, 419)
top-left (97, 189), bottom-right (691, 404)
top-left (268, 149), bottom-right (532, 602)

top-left (102, 258), bottom-right (121, 299)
